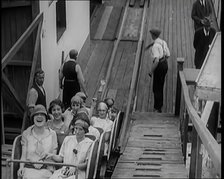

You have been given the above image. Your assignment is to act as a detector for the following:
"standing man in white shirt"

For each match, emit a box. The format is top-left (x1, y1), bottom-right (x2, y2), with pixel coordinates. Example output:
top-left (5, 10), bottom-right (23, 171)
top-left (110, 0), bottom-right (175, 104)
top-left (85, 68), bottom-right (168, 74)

top-left (148, 29), bottom-right (170, 113)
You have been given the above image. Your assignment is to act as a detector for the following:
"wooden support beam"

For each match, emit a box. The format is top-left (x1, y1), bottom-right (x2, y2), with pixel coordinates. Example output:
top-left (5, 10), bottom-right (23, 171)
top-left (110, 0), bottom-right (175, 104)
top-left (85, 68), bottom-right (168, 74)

top-left (7, 60), bottom-right (32, 67)
top-left (1, 13), bottom-right (43, 70)
top-left (1, 96), bottom-right (5, 144)
top-left (182, 109), bottom-right (189, 162)
top-left (1, 1), bottom-right (31, 8)
top-left (175, 58), bottom-right (184, 116)
top-left (27, 17), bottom-right (43, 92)
top-left (189, 126), bottom-right (202, 178)
top-left (22, 16), bottom-right (43, 132)
top-left (201, 101), bottom-right (214, 125)
top-left (2, 73), bottom-right (25, 112)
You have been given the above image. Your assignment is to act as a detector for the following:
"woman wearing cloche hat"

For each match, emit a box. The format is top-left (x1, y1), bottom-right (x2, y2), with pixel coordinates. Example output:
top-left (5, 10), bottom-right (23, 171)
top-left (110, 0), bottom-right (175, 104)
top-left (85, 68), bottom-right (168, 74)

top-left (17, 104), bottom-right (58, 179)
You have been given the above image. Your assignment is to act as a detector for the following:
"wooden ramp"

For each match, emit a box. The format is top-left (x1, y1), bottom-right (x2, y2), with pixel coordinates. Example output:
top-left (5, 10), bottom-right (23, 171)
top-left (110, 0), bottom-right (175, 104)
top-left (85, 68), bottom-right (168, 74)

top-left (112, 112), bottom-right (188, 178)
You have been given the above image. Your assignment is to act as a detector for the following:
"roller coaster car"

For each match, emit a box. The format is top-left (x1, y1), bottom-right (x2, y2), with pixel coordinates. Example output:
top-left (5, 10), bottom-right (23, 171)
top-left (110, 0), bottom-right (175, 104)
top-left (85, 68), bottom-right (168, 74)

top-left (107, 111), bottom-right (121, 160)
top-left (94, 131), bottom-right (106, 179)
top-left (10, 133), bottom-right (98, 179)
top-left (95, 111), bottom-right (122, 178)
top-left (95, 127), bottom-right (104, 135)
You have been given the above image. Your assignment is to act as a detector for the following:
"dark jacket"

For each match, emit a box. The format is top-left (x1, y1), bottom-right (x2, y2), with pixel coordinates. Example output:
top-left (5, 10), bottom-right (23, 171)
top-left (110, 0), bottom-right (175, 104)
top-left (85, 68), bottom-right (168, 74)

top-left (193, 27), bottom-right (216, 69)
top-left (32, 82), bottom-right (47, 108)
top-left (191, 0), bottom-right (212, 30)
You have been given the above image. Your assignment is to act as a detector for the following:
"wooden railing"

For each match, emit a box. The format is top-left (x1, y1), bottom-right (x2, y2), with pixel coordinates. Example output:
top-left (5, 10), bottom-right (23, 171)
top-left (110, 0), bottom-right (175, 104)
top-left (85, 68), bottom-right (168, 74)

top-left (1, 12), bottom-right (43, 134)
top-left (175, 58), bottom-right (221, 178)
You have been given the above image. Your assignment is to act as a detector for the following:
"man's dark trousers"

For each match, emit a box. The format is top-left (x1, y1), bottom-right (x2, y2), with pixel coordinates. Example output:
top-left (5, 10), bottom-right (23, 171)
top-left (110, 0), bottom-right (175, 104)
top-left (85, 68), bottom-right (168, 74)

top-left (153, 59), bottom-right (168, 111)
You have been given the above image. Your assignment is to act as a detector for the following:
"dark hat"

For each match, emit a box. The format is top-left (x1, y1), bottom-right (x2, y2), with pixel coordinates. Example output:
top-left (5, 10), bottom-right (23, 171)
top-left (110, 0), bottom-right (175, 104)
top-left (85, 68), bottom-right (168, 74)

top-left (31, 104), bottom-right (47, 119)
top-left (69, 49), bottom-right (78, 59)
top-left (202, 17), bottom-right (211, 27)
top-left (150, 29), bottom-right (161, 38)
top-left (70, 112), bottom-right (90, 133)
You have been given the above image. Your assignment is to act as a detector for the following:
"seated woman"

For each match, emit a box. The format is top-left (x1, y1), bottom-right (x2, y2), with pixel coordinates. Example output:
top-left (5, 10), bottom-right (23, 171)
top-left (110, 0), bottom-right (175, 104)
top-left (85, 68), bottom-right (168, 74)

top-left (90, 101), bottom-right (114, 154)
top-left (47, 99), bottom-right (67, 134)
top-left (63, 95), bottom-right (88, 131)
top-left (47, 115), bottom-right (93, 179)
top-left (104, 98), bottom-right (117, 120)
top-left (110, 106), bottom-right (119, 121)
top-left (17, 105), bottom-right (58, 179)
top-left (75, 92), bottom-right (90, 114)
top-left (70, 112), bottom-right (100, 140)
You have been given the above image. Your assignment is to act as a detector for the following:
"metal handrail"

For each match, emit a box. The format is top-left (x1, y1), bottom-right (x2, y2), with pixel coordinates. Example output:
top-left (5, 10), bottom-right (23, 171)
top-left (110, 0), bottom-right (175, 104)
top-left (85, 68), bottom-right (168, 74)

top-left (6, 159), bottom-right (78, 179)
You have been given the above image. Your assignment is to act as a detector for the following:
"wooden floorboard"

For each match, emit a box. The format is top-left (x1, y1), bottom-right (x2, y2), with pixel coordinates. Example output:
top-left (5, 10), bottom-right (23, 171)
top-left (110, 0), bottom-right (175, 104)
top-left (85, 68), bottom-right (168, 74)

top-left (94, 6), bottom-right (113, 40)
top-left (112, 112), bottom-right (188, 178)
top-left (90, 5), bottom-right (105, 39)
top-left (103, 6), bottom-right (123, 40)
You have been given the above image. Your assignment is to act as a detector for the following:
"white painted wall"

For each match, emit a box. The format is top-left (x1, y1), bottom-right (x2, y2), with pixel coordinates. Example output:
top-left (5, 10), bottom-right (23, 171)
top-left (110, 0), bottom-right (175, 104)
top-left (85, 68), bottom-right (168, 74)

top-left (39, 0), bottom-right (89, 107)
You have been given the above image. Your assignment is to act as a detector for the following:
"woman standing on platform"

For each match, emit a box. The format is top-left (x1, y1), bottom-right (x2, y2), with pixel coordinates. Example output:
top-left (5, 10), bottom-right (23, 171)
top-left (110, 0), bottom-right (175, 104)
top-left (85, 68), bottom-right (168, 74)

top-left (148, 28), bottom-right (170, 113)
top-left (59, 49), bottom-right (88, 109)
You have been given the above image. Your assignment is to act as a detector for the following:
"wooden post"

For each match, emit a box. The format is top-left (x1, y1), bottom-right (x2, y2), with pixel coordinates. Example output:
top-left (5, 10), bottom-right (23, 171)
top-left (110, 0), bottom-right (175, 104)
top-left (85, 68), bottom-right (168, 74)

top-left (21, 16), bottom-right (43, 132)
top-left (175, 58), bottom-right (184, 116)
top-left (189, 126), bottom-right (203, 178)
top-left (1, 96), bottom-right (5, 144)
top-left (183, 109), bottom-right (189, 162)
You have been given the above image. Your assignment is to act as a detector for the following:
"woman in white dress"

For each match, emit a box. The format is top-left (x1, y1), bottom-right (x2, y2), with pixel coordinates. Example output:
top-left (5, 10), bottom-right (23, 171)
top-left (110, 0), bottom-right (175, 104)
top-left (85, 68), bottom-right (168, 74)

top-left (17, 105), bottom-right (58, 179)
top-left (47, 115), bottom-right (93, 179)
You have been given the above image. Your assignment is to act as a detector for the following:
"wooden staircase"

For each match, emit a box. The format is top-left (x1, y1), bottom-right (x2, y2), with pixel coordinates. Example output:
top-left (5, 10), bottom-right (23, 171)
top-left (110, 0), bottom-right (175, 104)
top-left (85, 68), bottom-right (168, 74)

top-left (112, 112), bottom-right (188, 178)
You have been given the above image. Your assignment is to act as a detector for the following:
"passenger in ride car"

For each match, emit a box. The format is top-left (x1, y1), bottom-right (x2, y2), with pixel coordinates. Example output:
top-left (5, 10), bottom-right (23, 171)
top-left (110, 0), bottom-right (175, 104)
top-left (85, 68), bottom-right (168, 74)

top-left (47, 115), bottom-right (93, 179)
top-left (47, 99), bottom-right (67, 134)
top-left (63, 95), bottom-right (88, 132)
top-left (75, 92), bottom-right (97, 119)
top-left (75, 92), bottom-right (90, 113)
top-left (90, 101), bottom-right (113, 154)
top-left (104, 97), bottom-right (115, 120)
top-left (69, 112), bottom-right (100, 140)
top-left (17, 105), bottom-right (58, 179)
top-left (110, 107), bottom-right (119, 121)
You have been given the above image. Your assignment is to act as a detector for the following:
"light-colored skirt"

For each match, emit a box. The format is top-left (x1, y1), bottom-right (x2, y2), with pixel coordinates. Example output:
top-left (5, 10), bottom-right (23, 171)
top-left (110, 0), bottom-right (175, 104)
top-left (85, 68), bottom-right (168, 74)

top-left (23, 168), bottom-right (52, 179)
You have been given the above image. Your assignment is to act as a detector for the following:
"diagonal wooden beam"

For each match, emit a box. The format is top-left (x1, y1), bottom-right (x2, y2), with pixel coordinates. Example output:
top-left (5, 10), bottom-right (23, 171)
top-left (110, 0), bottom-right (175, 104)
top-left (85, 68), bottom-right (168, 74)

top-left (27, 17), bottom-right (43, 91)
top-left (1, 96), bottom-right (5, 144)
top-left (1, 13), bottom-right (43, 70)
top-left (2, 73), bottom-right (25, 112)
top-left (22, 15), bottom-right (43, 132)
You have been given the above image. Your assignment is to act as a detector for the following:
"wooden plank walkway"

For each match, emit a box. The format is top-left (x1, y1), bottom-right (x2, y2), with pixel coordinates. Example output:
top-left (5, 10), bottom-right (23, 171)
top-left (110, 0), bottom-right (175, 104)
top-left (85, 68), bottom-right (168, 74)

top-left (136, 0), bottom-right (196, 114)
top-left (112, 112), bottom-right (188, 178)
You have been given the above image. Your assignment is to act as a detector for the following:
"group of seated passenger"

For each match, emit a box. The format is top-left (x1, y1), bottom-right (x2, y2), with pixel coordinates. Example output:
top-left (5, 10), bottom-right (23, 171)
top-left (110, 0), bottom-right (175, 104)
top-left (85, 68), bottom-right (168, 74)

top-left (17, 93), bottom-right (118, 179)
